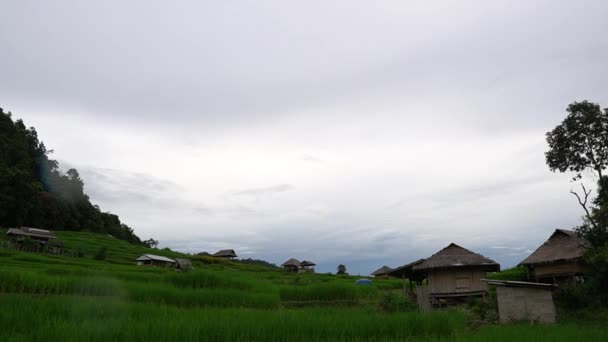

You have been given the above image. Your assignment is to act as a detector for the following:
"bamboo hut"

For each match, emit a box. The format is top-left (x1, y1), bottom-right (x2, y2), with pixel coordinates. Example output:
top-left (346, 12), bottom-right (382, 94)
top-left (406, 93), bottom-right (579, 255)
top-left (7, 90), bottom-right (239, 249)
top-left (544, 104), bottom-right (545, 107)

top-left (413, 243), bottom-right (500, 304)
top-left (387, 259), bottom-right (427, 296)
top-left (300, 260), bottom-right (316, 273)
top-left (371, 266), bottom-right (393, 278)
top-left (136, 254), bottom-right (176, 267)
top-left (281, 258), bottom-right (301, 272)
top-left (212, 249), bottom-right (238, 259)
top-left (519, 229), bottom-right (591, 284)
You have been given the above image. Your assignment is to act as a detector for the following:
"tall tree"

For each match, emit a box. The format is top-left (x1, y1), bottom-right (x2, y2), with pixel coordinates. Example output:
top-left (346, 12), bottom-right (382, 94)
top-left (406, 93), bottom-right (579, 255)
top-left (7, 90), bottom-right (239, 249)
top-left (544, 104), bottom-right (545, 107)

top-left (545, 100), bottom-right (608, 180)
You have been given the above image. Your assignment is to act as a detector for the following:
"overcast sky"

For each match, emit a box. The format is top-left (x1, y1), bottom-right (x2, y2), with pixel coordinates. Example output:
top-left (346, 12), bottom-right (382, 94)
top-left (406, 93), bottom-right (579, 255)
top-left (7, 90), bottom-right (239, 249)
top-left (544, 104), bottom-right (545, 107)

top-left (2, 1), bottom-right (608, 274)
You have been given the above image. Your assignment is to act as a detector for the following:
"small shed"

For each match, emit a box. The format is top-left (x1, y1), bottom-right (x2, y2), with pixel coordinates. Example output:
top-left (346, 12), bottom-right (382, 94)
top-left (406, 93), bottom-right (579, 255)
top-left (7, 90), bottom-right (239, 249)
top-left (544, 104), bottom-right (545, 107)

top-left (371, 266), bottom-right (393, 278)
top-left (212, 249), bottom-right (238, 259)
top-left (413, 243), bottom-right (500, 301)
top-left (136, 254), bottom-right (176, 267)
top-left (174, 258), bottom-right (194, 271)
top-left (483, 279), bottom-right (557, 324)
top-left (6, 227), bottom-right (56, 243)
top-left (281, 258), bottom-right (301, 272)
top-left (519, 229), bottom-right (591, 284)
top-left (300, 260), bottom-right (316, 272)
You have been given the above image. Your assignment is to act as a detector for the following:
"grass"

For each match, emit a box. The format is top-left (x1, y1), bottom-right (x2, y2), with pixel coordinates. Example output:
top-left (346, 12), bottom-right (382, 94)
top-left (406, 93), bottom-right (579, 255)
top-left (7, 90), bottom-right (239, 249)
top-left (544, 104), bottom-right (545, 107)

top-left (0, 230), bottom-right (608, 341)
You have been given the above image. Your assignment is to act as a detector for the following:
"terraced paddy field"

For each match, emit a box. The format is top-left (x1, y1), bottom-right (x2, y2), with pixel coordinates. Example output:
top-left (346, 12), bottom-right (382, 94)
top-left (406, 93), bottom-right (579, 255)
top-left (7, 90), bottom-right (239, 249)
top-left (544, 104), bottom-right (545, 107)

top-left (0, 230), bottom-right (607, 341)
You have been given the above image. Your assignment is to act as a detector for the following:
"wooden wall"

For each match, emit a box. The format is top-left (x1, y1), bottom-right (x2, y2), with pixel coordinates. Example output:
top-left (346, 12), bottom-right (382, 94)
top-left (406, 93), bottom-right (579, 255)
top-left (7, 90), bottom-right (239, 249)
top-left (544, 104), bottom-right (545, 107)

top-left (534, 261), bottom-right (591, 278)
top-left (428, 268), bottom-right (487, 295)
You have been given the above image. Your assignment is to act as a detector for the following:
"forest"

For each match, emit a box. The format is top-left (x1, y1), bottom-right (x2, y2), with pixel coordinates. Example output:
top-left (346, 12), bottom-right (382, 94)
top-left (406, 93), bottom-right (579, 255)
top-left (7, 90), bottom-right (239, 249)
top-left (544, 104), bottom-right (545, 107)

top-left (0, 108), bottom-right (142, 245)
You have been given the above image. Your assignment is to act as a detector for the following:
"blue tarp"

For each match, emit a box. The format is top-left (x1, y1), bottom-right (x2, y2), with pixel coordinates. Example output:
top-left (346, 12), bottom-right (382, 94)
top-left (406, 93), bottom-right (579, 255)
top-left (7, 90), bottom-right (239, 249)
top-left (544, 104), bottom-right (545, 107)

top-left (355, 279), bottom-right (372, 285)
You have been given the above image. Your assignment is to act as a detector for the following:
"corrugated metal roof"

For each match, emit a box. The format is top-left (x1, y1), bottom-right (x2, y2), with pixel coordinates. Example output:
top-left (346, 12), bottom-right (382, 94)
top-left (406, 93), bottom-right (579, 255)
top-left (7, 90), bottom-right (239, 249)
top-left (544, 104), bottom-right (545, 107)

top-left (136, 254), bottom-right (176, 263)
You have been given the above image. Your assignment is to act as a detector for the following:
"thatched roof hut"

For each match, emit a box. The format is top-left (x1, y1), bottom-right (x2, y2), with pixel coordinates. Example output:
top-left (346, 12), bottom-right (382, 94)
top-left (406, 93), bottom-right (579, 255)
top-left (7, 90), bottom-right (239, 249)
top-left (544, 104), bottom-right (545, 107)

top-left (212, 249), bottom-right (238, 259)
top-left (281, 258), bottom-right (301, 272)
top-left (414, 243), bottom-right (500, 272)
top-left (519, 229), bottom-right (591, 283)
top-left (414, 243), bottom-right (499, 299)
top-left (371, 265), bottom-right (393, 277)
top-left (388, 259), bottom-right (426, 282)
top-left (300, 260), bottom-right (316, 267)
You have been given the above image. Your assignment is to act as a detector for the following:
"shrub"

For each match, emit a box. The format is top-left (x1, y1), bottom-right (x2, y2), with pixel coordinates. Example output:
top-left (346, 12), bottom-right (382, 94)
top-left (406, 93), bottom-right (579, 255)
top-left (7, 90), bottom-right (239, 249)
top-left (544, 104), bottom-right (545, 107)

top-left (94, 247), bottom-right (107, 261)
top-left (378, 291), bottom-right (416, 312)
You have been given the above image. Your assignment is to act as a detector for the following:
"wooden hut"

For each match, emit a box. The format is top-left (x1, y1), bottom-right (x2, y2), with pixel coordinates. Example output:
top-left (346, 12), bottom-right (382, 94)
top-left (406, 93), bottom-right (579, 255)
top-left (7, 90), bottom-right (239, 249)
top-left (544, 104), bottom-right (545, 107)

top-left (519, 229), bottom-right (591, 284)
top-left (282, 258), bottom-right (301, 272)
top-left (212, 249), bottom-right (238, 259)
top-left (136, 254), bottom-right (176, 267)
top-left (413, 243), bottom-right (500, 305)
top-left (6, 227), bottom-right (56, 244)
top-left (300, 260), bottom-right (316, 273)
top-left (371, 266), bottom-right (393, 278)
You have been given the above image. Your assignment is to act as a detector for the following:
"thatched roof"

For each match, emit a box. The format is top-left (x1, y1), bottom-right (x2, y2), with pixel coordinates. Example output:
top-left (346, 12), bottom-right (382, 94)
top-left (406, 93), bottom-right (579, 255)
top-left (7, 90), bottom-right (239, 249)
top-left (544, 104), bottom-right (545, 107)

top-left (388, 259), bottom-right (426, 280)
top-left (6, 227), bottom-right (56, 240)
top-left (413, 243), bottom-right (500, 272)
top-left (519, 229), bottom-right (590, 266)
top-left (282, 258), bottom-right (301, 267)
top-left (300, 260), bottom-right (316, 267)
top-left (371, 266), bottom-right (393, 276)
top-left (136, 254), bottom-right (176, 263)
top-left (213, 249), bottom-right (237, 258)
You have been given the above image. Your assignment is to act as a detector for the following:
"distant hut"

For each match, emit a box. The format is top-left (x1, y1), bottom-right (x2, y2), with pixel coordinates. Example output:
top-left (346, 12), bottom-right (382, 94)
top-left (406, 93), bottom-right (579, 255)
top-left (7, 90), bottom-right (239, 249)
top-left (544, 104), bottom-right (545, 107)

top-left (212, 249), bottom-right (238, 259)
top-left (413, 243), bottom-right (500, 306)
top-left (300, 260), bottom-right (316, 273)
top-left (519, 229), bottom-right (591, 284)
top-left (174, 258), bottom-right (194, 271)
top-left (5, 227), bottom-right (61, 253)
top-left (6, 227), bottom-right (56, 244)
top-left (136, 254), bottom-right (176, 267)
top-left (371, 266), bottom-right (393, 278)
top-left (282, 258), bottom-right (301, 272)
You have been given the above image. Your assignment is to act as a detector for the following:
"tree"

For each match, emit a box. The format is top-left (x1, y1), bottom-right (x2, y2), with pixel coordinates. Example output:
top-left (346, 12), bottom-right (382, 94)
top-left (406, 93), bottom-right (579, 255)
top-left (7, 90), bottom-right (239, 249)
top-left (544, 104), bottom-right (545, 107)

top-left (545, 100), bottom-right (608, 181)
top-left (337, 264), bottom-right (347, 275)
top-left (143, 238), bottom-right (159, 249)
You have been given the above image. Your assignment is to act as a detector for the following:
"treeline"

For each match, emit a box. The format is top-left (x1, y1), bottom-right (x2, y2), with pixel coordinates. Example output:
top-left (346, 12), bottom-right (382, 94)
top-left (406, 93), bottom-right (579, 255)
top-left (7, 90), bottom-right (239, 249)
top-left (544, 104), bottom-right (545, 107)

top-left (0, 108), bottom-right (142, 245)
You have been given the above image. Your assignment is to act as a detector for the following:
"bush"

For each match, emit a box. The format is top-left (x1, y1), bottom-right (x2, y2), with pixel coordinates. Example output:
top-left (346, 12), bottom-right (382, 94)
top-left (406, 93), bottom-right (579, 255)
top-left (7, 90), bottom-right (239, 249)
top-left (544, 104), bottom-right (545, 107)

top-left (94, 247), bottom-right (107, 261)
top-left (378, 291), bottom-right (416, 312)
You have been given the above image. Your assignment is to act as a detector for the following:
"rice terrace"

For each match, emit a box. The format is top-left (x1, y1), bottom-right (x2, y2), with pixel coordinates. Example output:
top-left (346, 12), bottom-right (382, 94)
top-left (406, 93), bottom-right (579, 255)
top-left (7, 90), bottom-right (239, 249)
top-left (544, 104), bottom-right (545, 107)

top-left (3, 1), bottom-right (608, 341)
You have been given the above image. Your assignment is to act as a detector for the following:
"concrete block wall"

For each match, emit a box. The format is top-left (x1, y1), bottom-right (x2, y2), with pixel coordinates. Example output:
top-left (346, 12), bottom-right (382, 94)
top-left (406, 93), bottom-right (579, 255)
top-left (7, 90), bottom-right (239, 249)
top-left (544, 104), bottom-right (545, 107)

top-left (495, 286), bottom-right (556, 323)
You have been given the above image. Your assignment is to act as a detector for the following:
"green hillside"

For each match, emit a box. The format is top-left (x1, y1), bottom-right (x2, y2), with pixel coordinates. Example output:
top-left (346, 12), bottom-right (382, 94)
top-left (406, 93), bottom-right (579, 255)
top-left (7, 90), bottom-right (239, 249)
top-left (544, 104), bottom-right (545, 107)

top-left (1, 231), bottom-right (608, 341)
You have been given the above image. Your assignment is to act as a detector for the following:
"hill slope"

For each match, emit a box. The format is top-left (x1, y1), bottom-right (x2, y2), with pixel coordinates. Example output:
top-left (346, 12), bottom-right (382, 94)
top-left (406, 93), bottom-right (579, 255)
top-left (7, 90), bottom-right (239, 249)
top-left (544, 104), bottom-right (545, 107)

top-left (0, 108), bottom-right (141, 244)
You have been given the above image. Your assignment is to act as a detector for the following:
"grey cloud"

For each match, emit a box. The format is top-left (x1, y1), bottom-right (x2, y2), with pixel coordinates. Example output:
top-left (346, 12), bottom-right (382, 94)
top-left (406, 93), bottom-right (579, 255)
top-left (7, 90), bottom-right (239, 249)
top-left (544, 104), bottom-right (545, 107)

top-left (1, 1), bottom-right (607, 134)
top-left (233, 184), bottom-right (294, 197)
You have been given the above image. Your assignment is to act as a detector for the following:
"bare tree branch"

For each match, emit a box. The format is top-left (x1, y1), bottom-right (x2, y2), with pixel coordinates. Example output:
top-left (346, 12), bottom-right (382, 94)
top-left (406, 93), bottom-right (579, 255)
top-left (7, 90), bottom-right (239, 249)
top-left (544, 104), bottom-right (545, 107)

top-left (570, 183), bottom-right (598, 229)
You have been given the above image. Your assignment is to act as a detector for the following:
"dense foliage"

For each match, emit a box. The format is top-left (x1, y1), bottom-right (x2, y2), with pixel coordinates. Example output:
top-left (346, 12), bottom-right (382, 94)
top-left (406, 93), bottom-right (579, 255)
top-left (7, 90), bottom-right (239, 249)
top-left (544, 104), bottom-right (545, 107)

top-left (545, 100), bottom-right (608, 303)
top-left (0, 108), bottom-right (141, 244)
top-left (545, 100), bottom-right (608, 181)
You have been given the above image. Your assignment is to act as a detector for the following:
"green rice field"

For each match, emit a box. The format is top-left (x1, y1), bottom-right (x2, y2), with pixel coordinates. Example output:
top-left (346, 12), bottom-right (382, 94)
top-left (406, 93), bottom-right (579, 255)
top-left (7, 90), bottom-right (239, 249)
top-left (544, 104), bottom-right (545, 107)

top-left (1, 230), bottom-right (607, 341)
